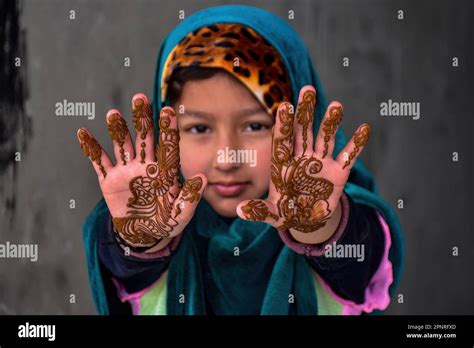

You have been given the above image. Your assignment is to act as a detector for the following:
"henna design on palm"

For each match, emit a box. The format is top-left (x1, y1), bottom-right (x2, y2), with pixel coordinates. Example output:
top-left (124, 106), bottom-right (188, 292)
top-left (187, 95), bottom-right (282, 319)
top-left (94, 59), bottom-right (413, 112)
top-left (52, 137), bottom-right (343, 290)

top-left (269, 91), bottom-right (334, 233)
top-left (113, 109), bottom-right (202, 247)
top-left (239, 86), bottom-right (371, 236)
top-left (78, 94), bottom-right (206, 249)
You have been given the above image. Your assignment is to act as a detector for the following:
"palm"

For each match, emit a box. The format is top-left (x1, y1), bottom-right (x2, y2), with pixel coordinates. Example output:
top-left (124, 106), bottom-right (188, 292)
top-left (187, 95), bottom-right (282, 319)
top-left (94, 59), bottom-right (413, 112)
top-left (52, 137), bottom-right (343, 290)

top-left (238, 86), bottom-right (370, 235)
top-left (99, 162), bottom-right (154, 216)
top-left (78, 94), bottom-right (207, 249)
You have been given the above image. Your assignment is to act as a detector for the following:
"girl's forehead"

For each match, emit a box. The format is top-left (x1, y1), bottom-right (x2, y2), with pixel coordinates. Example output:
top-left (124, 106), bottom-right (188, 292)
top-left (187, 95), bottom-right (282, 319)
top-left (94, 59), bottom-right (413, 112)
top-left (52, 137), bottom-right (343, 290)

top-left (176, 71), bottom-right (273, 119)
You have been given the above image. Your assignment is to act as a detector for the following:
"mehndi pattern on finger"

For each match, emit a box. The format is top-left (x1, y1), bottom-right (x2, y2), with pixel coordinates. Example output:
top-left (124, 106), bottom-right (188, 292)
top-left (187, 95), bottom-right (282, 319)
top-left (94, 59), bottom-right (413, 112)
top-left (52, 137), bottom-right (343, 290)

top-left (343, 123), bottom-right (371, 169)
top-left (322, 105), bottom-right (343, 158)
top-left (132, 98), bottom-right (153, 163)
top-left (174, 177), bottom-right (203, 217)
top-left (78, 129), bottom-right (107, 177)
top-left (113, 112), bottom-right (183, 247)
top-left (272, 102), bottom-right (334, 233)
top-left (272, 102), bottom-right (294, 164)
top-left (107, 112), bottom-right (129, 165)
top-left (295, 90), bottom-right (316, 155)
top-left (241, 200), bottom-right (279, 222)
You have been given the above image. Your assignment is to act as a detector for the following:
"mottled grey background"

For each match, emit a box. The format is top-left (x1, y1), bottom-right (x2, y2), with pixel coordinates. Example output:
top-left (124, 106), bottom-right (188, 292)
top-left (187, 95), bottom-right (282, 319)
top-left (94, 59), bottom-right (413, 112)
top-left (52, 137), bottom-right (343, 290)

top-left (0, 0), bottom-right (472, 314)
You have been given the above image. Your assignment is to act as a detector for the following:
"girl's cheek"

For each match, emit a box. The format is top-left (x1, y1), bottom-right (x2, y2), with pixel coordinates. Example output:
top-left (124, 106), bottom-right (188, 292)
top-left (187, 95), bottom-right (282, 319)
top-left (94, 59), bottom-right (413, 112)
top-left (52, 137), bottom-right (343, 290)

top-left (252, 141), bottom-right (272, 186)
top-left (179, 138), bottom-right (211, 178)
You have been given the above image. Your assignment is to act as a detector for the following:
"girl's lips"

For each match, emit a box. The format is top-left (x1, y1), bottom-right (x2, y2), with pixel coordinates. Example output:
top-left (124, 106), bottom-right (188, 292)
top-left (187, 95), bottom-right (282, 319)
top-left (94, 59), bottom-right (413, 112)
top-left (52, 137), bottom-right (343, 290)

top-left (211, 182), bottom-right (249, 197)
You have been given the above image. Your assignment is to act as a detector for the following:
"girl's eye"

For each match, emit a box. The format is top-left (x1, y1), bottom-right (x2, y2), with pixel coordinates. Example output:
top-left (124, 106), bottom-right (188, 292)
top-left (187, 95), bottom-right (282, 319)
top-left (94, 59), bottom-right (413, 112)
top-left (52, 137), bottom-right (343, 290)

top-left (244, 122), bottom-right (269, 132)
top-left (187, 125), bottom-right (210, 134)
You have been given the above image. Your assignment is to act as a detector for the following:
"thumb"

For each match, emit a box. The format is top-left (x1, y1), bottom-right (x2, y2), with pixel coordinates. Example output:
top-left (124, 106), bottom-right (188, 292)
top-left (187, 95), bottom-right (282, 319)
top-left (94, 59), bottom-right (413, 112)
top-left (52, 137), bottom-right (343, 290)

top-left (171, 174), bottom-right (208, 231)
top-left (237, 199), bottom-right (280, 226)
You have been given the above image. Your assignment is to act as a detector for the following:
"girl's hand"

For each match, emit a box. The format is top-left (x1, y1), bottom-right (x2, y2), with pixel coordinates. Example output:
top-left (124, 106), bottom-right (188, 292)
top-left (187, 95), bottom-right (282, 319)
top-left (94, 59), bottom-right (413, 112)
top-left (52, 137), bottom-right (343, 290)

top-left (77, 94), bottom-right (207, 250)
top-left (237, 86), bottom-right (371, 243)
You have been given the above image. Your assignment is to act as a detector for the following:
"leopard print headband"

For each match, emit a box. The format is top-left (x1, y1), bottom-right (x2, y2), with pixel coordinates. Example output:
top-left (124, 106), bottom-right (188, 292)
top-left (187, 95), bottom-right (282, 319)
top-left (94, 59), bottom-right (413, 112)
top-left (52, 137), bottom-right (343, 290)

top-left (161, 23), bottom-right (293, 116)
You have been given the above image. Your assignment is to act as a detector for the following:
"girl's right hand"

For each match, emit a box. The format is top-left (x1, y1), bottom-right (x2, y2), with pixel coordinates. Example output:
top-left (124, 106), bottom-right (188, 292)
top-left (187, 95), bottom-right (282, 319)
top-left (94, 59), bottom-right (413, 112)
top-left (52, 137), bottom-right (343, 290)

top-left (77, 93), bottom-right (207, 251)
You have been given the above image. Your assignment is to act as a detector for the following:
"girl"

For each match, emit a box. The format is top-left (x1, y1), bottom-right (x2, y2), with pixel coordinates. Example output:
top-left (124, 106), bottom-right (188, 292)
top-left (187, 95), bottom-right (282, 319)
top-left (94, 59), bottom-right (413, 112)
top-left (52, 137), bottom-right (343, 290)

top-left (78, 5), bottom-right (404, 315)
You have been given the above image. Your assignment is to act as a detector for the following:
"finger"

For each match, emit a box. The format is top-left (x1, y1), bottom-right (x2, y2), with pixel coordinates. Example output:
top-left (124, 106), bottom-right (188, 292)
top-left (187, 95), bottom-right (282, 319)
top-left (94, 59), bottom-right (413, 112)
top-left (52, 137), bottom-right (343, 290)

top-left (269, 101), bottom-right (294, 202)
top-left (293, 86), bottom-right (316, 156)
top-left (335, 123), bottom-right (371, 170)
top-left (237, 199), bottom-right (280, 227)
top-left (314, 101), bottom-right (343, 159)
top-left (106, 109), bottom-right (135, 165)
top-left (77, 128), bottom-right (113, 178)
top-left (131, 93), bottom-right (155, 163)
top-left (171, 174), bottom-right (207, 235)
top-left (156, 106), bottom-right (181, 196)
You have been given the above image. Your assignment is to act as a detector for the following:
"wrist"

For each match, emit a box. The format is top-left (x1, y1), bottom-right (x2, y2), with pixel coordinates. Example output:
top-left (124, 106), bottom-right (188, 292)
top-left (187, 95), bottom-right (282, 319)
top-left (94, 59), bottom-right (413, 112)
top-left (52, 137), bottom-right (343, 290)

top-left (277, 192), bottom-right (351, 257)
top-left (288, 199), bottom-right (342, 244)
top-left (109, 217), bottom-right (177, 257)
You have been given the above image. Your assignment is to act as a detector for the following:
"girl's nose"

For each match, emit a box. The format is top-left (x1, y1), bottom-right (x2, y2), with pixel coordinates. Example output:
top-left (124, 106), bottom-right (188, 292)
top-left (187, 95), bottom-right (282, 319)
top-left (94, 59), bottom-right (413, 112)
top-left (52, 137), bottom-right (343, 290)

top-left (212, 132), bottom-right (243, 171)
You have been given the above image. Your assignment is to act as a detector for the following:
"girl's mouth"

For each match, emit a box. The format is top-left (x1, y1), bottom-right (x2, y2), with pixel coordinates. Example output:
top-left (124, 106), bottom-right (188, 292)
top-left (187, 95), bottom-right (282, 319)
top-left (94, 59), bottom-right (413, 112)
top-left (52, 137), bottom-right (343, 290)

top-left (210, 181), bottom-right (250, 197)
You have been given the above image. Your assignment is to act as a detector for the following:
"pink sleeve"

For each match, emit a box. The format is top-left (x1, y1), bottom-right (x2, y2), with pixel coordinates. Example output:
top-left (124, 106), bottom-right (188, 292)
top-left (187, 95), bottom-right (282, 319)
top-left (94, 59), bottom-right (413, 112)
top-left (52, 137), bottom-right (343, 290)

top-left (111, 278), bottom-right (143, 315)
top-left (315, 211), bottom-right (394, 314)
top-left (110, 276), bottom-right (166, 315)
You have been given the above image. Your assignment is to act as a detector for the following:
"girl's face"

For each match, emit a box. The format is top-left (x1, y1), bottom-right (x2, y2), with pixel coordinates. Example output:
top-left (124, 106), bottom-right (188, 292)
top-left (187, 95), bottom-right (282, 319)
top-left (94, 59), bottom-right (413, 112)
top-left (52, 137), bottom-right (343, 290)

top-left (173, 71), bottom-right (274, 217)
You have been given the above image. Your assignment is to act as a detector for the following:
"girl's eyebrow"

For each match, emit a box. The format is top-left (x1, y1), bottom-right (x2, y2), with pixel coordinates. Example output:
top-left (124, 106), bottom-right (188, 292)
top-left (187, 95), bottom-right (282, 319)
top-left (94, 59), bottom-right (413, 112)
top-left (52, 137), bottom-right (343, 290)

top-left (183, 107), bottom-right (268, 119)
top-left (182, 110), bottom-right (213, 119)
top-left (236, 107), bottom-right (269, 118)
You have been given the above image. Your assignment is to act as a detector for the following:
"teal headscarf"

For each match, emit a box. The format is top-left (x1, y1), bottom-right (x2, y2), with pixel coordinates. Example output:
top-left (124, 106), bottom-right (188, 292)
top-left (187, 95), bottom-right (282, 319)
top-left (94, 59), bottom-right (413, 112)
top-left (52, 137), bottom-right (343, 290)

top-left (83, 4), bottom-right (404, 315)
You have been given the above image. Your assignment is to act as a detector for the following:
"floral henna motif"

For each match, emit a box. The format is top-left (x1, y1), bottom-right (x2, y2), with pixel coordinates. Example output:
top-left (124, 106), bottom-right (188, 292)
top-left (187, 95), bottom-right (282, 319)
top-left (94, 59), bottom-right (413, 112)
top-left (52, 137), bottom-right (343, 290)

top-left (295, 90), bottom-right (316, 154)
top-left (112, 111), bottom-right (184, 248)
top-left (241, 200), bottom-right (279, 222)
top-left (343, 124), bottom-right (371, 169)
top-left (271, 98), bottom-right (334, 234)
top-left (78, 129), bottom-right (107, 177)
top-left (174, 177), bottom-right (203, 217)
top-left (132, 98), bottom-right (153, 163)
top-left (322, 106), bottom-right (343, 158)
top-left (107, 113), bottom-right (128, 165)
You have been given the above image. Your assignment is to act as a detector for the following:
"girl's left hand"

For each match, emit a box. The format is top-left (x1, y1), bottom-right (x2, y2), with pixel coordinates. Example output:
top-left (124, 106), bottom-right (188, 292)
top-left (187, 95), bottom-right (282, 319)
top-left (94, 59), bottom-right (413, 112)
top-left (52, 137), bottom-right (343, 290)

top-left (237, 86), bottom-right (371, 243)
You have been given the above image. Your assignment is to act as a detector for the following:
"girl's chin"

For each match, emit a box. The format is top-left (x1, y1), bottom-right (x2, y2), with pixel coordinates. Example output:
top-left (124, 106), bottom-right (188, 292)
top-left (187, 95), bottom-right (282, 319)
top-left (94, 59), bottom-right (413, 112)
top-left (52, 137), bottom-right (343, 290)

top-left (216, 210), bottom-right (239, 218)
top-left (210, 202), bottom-right (239, 218)
top-left (203, 196), bottom-right (240, 218)
top-left (202, 189), bottom-right (267, 218)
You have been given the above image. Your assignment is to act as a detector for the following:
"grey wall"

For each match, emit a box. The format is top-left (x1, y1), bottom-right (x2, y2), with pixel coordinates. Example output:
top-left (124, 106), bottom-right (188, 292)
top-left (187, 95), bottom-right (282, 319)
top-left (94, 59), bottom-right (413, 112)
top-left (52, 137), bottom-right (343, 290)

top-left (0, 0), bottom-right (472, 314)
